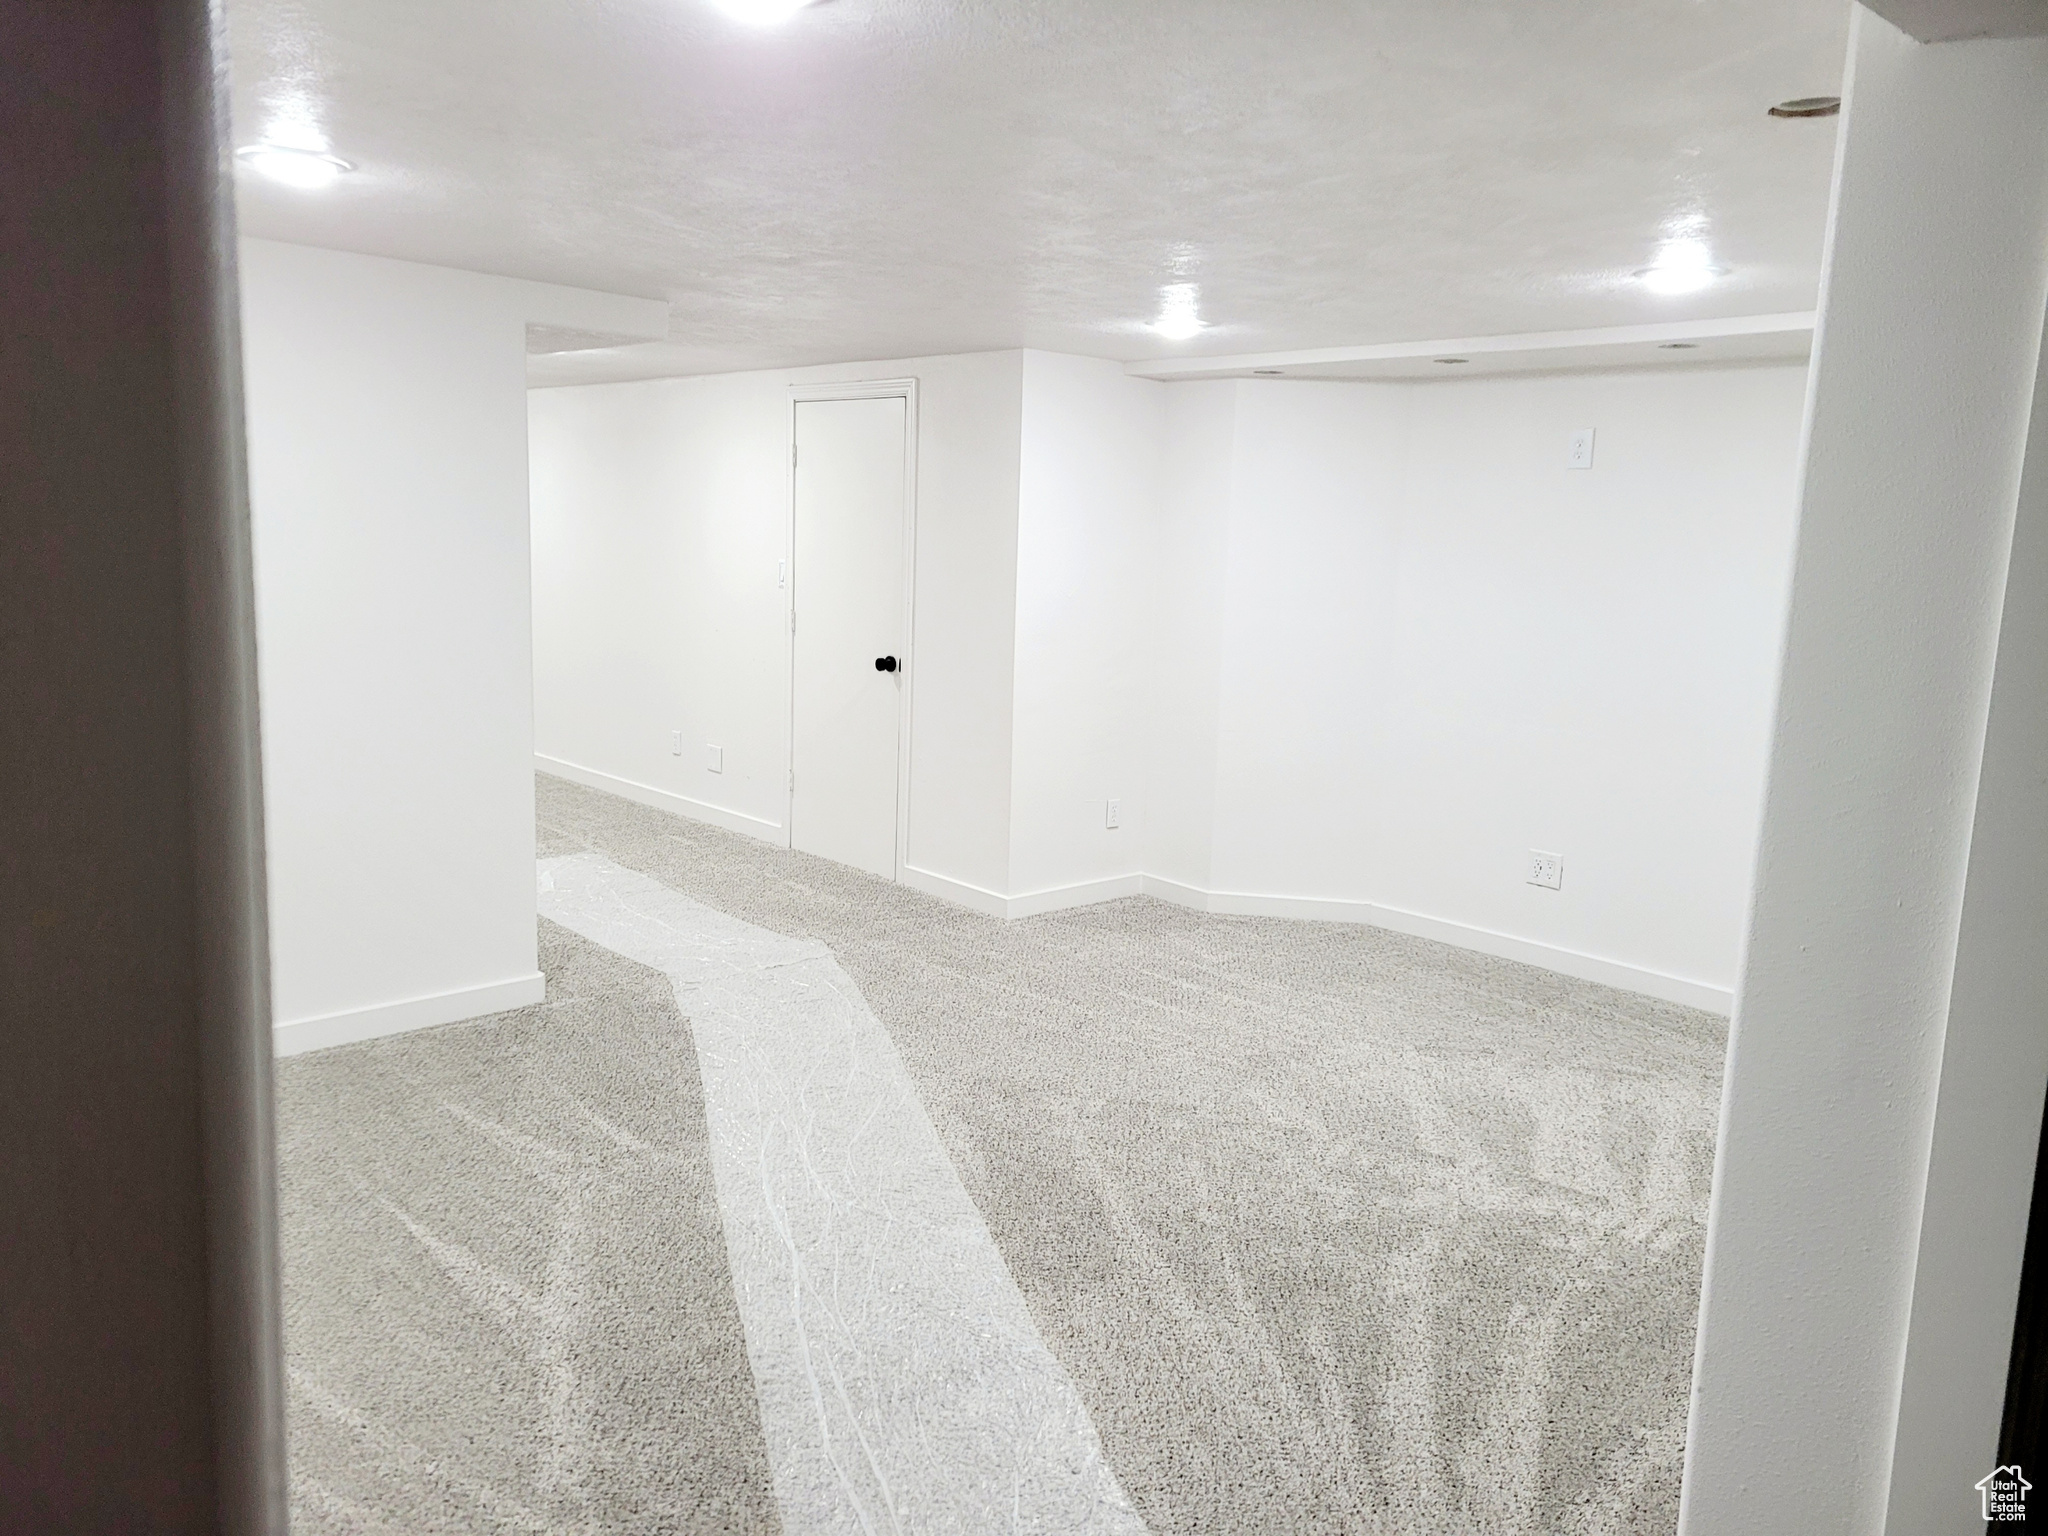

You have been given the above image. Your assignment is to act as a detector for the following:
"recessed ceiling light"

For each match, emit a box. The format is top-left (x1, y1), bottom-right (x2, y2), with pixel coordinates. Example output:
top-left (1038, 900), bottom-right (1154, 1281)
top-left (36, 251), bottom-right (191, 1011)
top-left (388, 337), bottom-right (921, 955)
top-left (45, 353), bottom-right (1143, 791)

top-left (1769, 96), bottom-right (1841, 119)
top-left (1150, 283), bottom-right (1204, 342)
top-left (1635, 237), bottom-right (1727, 296)
top-left (235, 143), bottom-right (353, 189)
top-left (1434, 357), bottom-right (1468, 365)
top-left (707, 0), bottom-right (828, 24)
top-left (1252, 369), bottom-right (1284, 376)
top-left (1658, 342), bottom-right (1699, 350)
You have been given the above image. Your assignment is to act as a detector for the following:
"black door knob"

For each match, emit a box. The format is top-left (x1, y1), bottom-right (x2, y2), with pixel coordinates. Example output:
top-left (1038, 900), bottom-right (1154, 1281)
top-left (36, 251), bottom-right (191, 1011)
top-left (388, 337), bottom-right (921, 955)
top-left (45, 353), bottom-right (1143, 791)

top-left (875, 655), bottom-right (899, 673)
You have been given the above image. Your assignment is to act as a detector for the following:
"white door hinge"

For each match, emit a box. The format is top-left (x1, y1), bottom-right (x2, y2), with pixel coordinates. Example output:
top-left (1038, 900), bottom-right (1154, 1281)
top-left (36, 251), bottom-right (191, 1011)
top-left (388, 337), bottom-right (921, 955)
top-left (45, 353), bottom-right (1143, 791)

top-left (787, 768), bottom-right (795, 792)
top-left (789, 609), bottom-right (796, 634)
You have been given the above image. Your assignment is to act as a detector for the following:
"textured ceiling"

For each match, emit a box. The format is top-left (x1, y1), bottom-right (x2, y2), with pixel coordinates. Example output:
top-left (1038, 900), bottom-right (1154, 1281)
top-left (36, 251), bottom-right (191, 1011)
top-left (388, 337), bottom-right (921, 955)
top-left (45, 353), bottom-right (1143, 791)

top-left (225, 0), bottom-right (1852, 384)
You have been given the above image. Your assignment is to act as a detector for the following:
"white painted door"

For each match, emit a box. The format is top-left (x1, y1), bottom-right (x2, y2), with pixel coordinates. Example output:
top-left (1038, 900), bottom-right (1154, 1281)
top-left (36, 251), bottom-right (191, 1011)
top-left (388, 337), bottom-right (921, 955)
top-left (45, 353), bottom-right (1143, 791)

top-left (790, 396), bottom-right (907, 879)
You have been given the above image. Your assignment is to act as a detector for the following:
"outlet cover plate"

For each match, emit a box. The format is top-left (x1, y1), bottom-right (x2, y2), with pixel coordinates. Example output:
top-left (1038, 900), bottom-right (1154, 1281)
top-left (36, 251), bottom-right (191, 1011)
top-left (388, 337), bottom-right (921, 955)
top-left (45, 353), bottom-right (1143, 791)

top-left (1528, 850), bottom-right (1563, 890)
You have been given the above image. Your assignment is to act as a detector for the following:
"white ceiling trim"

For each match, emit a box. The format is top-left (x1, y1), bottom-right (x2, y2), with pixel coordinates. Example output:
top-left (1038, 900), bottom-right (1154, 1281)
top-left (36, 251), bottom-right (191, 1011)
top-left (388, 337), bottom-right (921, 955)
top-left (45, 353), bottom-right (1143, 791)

top-left (1124, 312), bottom-right (1818, 381)
top-left (514, 284), bottom-right (668, 352)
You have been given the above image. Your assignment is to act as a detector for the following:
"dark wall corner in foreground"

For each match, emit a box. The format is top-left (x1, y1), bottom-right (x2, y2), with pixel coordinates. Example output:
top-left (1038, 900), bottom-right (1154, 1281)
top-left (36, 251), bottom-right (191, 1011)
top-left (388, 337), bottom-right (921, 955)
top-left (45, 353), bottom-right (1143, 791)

top-left (0, 2), bottom-right (285, 1530)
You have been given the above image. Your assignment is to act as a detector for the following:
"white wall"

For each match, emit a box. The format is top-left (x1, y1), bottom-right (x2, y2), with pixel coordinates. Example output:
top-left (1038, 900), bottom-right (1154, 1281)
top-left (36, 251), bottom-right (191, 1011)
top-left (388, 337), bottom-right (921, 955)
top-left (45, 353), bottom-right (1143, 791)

top-left (1892, 310), bottom-right (2048, 1523)
top-left (240, 238), bottom-right (661, 1052)
top-left (1678, 13), bottom-right (2048, 1532)
top-left (528, 351), bottom-right (1025, 898)
top-left (889, 356), bottom-right (1026, 897)
top-left (1144, 382), bottom-right (1236, 896)
top-left (532, 347), bottom-right (1803, 1008)
top-left (1156, 366), bottom-right (1807, 1008)
top-left (1008, 352), bottom-right (1163, 905)
top-left (531, 371), bottom-right (793, 839)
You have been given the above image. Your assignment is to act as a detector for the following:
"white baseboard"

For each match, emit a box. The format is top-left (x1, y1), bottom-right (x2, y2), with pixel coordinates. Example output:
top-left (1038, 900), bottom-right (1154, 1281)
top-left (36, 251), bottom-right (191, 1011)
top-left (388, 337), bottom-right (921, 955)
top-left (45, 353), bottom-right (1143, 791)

top-left (898, 864), bottom-right (1009, 917)
top-left (883, 863), bottom-right (1727, 1012)
top-left (540, 774), bottom-right (1729, 1015)
top-left (1137, 874), bottom-right (1212, 910)
top-left (1139, 876), bottom-right (1731, 1014)
top-left (900, 865), bottom-right (1145, 920)
top-left (1009, 873), bottom-right (1145, 918)
top-left (274, 972), bottom-right (547, 1057)
top-left (536, 754), bottom-right (784, 844)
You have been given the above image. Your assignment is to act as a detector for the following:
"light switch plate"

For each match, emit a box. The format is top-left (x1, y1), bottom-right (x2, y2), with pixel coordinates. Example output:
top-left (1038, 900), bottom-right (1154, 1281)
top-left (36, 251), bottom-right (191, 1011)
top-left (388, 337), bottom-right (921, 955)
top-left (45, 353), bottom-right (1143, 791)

top-left (706, 744), bottom-right (724, 774)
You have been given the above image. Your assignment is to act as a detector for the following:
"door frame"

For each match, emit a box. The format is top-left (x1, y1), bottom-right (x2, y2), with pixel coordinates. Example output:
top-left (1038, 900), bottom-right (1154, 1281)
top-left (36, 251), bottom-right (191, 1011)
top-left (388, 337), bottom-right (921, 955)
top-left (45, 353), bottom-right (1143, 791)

top-left (784, 378), bottom-right (920, 881)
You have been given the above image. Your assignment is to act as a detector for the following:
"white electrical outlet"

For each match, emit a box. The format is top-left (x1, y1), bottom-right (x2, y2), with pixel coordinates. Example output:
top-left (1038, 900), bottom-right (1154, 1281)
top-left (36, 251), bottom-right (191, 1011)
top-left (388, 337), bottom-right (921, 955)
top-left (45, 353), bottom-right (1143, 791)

top-left (1528, 850), bottom-right (1563, 890)
top-left (670, 730), bottom-right (682, 757)
top-left (1105, 799), bottom-right (1121, 830)
top-left (1567, 428), bottom-right (1596, 470)
top-left (706, 744), bottom-right (724, 774)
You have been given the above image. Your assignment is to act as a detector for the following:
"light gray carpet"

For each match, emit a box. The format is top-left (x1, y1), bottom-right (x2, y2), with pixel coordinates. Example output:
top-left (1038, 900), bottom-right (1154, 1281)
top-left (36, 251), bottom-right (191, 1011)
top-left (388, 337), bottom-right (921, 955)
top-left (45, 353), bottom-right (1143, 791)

top-left (528, 774), bottom-right (1727, 1535)
top-left (276, 917), bottom-right (781, 1535)
top-left (279, 777), bottom-right (1726, 1533)
top-left (535, 850), bottom-right (1145, 1533)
